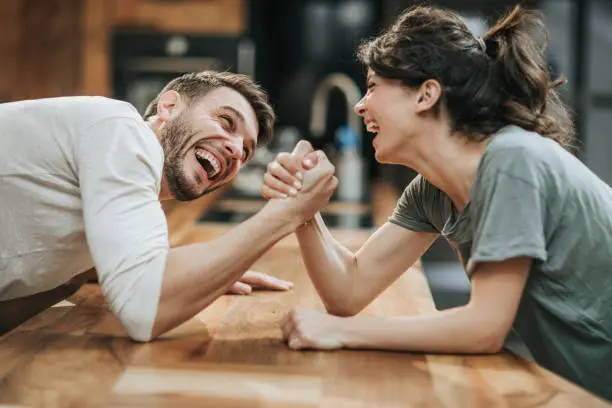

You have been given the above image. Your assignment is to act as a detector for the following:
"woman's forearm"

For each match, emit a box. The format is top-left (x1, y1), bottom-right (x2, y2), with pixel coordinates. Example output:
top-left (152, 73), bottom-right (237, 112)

top-left (337, 305), bottom-right (506, 354)
top-left (296, 213), bottom-right (359, 315)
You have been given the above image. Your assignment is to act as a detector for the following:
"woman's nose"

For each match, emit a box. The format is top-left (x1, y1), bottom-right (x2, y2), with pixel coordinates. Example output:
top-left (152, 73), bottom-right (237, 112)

top-left (354, 96), bottom-right (367, 116)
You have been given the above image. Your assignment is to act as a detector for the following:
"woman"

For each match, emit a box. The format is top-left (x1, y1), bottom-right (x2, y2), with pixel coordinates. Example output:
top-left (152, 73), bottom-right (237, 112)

top-left (261, 4), bottom-right (612, 401)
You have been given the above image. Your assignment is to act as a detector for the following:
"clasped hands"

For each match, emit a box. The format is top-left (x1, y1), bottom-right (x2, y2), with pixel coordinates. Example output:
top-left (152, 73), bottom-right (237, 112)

top-left (261, 140), bottom-right (348, 351)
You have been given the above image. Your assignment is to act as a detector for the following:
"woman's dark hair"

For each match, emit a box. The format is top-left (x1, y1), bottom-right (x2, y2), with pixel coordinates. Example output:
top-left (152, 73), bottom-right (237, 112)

top-left (357, 5), bottom-right (575, 149)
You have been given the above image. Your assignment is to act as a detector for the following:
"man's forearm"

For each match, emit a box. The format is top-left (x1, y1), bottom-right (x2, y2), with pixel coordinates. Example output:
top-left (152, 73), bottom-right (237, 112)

top-left (338, 306), bottom-right (506, 354)
top-left (151, 204), bottom-right (297, 338)
top-left (296, 213), bottom-right (358, 315)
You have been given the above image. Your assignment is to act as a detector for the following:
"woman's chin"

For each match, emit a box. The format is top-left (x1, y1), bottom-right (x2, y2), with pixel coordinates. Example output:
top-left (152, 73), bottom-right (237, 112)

top-left (374, 148), bottom-right (389, 163)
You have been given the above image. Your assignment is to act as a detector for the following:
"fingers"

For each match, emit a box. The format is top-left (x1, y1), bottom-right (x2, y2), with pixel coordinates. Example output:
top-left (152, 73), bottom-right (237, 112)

top-left (261, 153), bottom-right (305, 200)
top-left (276, 153), bottom-right (304, 180)
top-left (261, 183), bottom-right (288, 200)
top-left (227, 281), bottom-right (252, 295)
top-left (302, 151), bottom-right (319, 169)
top-left (280, 313), bottom-right (294, 341)
top-left (281, 309), bottom-right (306, 350)
top-left (288, 334), bottom-right (305, 350)
top-left (266, 160), bottom-right (302, 193)
top-left (240, 270), bottom-right (294, 291)
top-left (329, 176), bottom-right (339, 193)
top-left (263, 172), bottom-right (296, 198)
top-left (279, 310), bottom-right (292, 328)
top-left (300, 151), bottom-right (335, 190)
top-left (291, 140), bottom-right (314, 158)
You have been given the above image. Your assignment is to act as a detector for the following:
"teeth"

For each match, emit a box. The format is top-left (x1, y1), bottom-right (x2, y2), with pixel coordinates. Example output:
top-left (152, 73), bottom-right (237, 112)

top-left (195, 149), bottom-right (221, 178)
top-left (366, 123), bottom-right (379, 133)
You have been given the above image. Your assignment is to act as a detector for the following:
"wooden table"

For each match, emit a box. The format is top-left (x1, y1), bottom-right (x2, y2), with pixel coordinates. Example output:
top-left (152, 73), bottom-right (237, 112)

top-left (1, 223), bottom-right (610, 407)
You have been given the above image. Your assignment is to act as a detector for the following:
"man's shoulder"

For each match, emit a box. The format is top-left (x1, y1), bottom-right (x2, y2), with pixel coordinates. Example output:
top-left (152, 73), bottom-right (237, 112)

top-left (1, 96), bottom-right (144, 130)
top-left (69, 96), bottom-right (143, 125)
top-left (2, 96), bottom-right (138, 114)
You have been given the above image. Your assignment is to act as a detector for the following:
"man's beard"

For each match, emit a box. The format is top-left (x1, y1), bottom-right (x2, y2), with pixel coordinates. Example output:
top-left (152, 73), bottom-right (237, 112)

top-left (160, 115), bottom-right (212, 201)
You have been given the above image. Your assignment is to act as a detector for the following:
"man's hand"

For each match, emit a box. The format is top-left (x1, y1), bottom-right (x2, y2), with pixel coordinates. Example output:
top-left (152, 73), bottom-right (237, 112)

top-left (262, 140), bottom-right (318, 199)
top-left (261, 140), bottom-right (338, 226)
top-left (226, 270), bottom-right (294, 295)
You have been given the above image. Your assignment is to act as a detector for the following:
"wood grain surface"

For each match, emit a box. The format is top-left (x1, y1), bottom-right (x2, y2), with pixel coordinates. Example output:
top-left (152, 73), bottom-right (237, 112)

top-left (0, 224), bottom-right (609, 407)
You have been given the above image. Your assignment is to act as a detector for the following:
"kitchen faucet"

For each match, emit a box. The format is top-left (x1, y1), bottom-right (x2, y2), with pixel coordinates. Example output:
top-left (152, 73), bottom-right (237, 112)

top-left (309, 72), bottom-right (363, 143)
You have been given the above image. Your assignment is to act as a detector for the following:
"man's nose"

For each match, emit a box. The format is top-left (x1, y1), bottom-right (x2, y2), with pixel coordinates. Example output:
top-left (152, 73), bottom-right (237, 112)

top-left (223, 138), bottom-right (243, 160)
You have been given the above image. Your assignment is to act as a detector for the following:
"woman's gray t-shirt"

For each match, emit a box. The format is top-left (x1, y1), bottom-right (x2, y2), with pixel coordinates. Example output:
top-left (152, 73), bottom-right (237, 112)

top-left (389, 125), bottom-right (612, 400)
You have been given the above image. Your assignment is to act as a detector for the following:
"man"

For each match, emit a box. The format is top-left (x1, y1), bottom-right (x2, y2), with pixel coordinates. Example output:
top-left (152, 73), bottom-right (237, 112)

top-left (0, 71), bottom-right (337, 341)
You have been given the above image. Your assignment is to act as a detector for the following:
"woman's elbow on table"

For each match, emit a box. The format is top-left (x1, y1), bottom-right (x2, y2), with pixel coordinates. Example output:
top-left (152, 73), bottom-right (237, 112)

top-left (323, 296), bottom-right (369, 317)
top-left (463, 312), bottom-right (509, 354)
top-left (472, 329), bottom-right (506, 354)
top-left (325, 304), bottom-right (359, 318)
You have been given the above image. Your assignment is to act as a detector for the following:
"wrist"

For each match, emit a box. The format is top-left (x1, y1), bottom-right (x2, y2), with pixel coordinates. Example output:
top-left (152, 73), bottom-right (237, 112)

top-left (336, 315), bottom-right (371, 349)
top-left (260, 200), bottom-right (303, 234)
top-left (296, 211), bottom-right (321, 233)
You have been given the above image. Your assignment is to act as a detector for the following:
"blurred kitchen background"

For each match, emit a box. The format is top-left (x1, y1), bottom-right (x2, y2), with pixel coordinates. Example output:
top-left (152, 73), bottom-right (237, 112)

top-left (1, 0), bottom-right (611, 357)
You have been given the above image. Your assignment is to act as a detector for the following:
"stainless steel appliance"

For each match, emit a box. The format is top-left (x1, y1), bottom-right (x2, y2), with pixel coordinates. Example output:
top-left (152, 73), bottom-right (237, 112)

top-left (111, 30), bottom-right (255, 114)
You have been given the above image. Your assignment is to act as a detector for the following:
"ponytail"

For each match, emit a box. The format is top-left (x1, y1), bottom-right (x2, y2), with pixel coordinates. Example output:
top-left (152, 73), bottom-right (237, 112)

top-left (483, 6), bottom-right (575, 148)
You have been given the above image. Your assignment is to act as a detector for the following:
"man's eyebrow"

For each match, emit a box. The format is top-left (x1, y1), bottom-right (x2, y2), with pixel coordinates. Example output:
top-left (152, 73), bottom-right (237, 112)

top-left (220, 105), bottom-right (246, 125)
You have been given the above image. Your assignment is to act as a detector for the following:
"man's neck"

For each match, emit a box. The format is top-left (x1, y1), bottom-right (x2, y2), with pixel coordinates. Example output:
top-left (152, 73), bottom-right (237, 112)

top-left (145, 117), bottom-right (173, 201)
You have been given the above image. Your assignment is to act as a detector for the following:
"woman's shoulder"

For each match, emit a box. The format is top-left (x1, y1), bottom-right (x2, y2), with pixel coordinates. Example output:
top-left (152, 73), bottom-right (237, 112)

top-left (480, 125), bottom-right (568, 180)
top-left (487, 125), bottom-right (571, 159)
top-left (404, 174), bottom-right (444, 198)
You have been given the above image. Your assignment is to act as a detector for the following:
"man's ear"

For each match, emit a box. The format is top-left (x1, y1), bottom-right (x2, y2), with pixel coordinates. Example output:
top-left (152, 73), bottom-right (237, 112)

top-left (156, 90), bottom-right (182, 122)
top-left (415, 79), bottom-right (442, 114)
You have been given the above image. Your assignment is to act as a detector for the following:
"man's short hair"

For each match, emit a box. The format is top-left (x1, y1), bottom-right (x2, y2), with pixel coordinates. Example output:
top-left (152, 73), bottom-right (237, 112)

top-left (144, 71), bottom-right (275, 146)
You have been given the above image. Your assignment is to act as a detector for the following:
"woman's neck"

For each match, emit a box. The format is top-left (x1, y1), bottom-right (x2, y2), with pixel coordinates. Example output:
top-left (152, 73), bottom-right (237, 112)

top-left (399, 126), bottom-right (490, 211)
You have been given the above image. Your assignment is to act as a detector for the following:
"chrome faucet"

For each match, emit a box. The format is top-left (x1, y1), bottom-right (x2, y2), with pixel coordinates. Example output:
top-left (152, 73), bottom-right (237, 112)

top-left (309, 72), bottom-right (363, 142)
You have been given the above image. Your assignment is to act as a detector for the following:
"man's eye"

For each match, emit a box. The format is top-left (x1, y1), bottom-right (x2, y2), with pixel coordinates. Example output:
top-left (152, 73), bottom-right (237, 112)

top-left (220, 114), bottom-right (235, 131)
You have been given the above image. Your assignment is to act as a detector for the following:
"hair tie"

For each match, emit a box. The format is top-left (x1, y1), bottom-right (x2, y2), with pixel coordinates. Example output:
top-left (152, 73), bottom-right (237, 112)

top-left (477, 37), bottom-right (487, 53)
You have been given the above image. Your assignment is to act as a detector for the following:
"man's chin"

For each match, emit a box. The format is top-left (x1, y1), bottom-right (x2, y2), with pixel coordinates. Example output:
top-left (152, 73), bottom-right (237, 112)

top-left (172, 183), bottom-right (222, 201)
top-left (168, 180), bottom-right (203, 202)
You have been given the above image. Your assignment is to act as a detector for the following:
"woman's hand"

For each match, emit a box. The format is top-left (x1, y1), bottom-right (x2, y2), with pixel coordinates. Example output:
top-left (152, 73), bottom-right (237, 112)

top-left (261, 141), bottom-right (319, 199)
top-left (280, 307), bottom-right (346, 351)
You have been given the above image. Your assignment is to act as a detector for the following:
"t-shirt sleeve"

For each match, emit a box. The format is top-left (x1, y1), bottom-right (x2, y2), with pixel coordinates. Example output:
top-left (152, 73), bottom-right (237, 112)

top-left (467, 151), bottom-right (548, 276)
top-left (78, 117), bottom-right (168, 341)
top-left (388, 175), bottom-right (440, 233)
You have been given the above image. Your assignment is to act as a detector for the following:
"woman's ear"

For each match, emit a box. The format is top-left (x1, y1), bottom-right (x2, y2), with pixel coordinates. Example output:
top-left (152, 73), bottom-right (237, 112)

top-left (415, 79), bottom-right (442, 113)
top-left (156, 90), bottom-right (182, 122)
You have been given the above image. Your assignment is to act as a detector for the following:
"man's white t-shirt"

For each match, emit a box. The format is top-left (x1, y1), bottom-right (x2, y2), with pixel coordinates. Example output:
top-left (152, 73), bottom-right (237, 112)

top-left (0, 96), bottom-right (169, 341)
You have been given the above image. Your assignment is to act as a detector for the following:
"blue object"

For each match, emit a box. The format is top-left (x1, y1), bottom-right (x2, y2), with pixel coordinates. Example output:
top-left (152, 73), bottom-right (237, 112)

top-left (335, 125), bottom-right (360, 152)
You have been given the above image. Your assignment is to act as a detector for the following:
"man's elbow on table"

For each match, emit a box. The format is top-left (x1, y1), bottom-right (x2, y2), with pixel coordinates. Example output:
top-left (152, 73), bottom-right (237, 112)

top-left (115, 308), bottom-right (158, 342)
top-left (107, 283), bottom-right (164, 342)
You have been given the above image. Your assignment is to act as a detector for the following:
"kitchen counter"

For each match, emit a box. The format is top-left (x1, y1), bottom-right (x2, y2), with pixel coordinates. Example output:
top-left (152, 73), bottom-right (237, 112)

top-left (0, 223), bottom-right (610, 407)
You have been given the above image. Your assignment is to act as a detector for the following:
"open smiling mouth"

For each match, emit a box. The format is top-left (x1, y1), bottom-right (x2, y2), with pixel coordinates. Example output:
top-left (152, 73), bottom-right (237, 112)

top-left (195, 149), bottom-right (222, 180)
